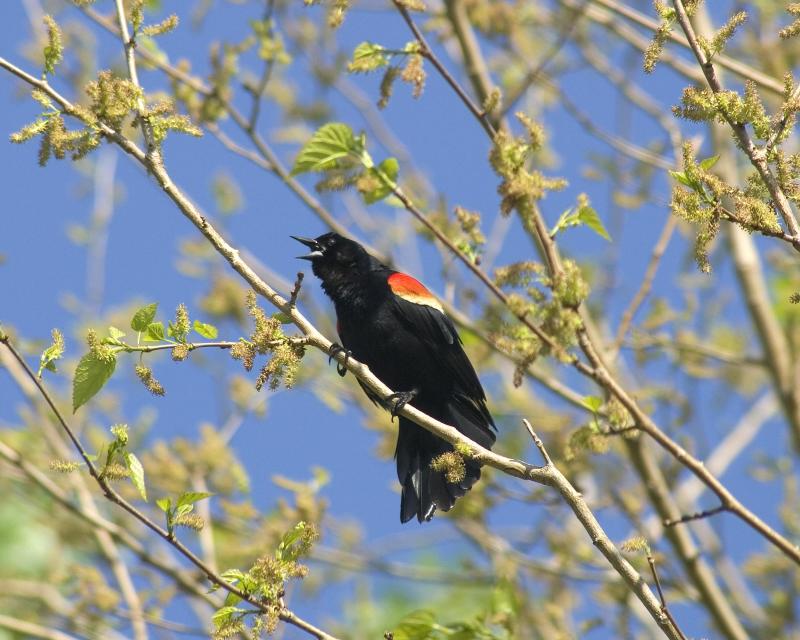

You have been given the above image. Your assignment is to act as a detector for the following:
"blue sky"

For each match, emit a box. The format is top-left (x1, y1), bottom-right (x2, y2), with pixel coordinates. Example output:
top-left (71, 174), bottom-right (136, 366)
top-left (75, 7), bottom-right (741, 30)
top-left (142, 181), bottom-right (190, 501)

top-left (0, 1), bottom-right (794, 638)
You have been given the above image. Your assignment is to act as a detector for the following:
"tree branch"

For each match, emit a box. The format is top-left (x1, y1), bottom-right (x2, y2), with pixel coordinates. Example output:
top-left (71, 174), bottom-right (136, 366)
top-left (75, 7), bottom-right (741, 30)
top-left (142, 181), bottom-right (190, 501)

top-left (671, 0), bottom-right (800, 248)
top-left (0, 334), bottom-right (337, 640)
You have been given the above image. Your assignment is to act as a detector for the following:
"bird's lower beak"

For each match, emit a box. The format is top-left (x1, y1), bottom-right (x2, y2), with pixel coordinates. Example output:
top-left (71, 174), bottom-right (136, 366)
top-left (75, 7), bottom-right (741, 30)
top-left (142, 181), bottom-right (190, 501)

top-left (291, 235), bottom-right (324, 260)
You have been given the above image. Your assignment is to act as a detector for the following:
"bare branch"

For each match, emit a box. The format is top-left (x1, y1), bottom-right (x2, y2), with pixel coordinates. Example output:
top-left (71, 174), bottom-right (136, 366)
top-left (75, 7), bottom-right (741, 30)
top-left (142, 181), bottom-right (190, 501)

top-left (664, 505), bottom-right (728, 528)
top-left (647, 552), bottom-right (689, 640)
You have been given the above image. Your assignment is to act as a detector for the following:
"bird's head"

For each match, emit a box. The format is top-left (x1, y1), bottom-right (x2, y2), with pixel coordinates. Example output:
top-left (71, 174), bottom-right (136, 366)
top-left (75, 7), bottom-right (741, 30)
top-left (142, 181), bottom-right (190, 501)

top-left (291, 232), bottom-right (372, 287)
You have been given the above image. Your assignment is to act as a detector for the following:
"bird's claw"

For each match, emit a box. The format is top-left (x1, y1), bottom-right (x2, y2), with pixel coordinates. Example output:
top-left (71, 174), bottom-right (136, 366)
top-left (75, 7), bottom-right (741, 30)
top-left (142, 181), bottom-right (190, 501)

top-left (328, 343), bottom-right (351, 377)
top-left (386, 388), bottom-right (419, 421)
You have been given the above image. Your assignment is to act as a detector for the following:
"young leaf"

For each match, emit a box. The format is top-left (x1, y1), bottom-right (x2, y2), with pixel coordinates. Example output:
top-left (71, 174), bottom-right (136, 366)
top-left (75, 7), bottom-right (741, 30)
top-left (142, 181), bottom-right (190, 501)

top-left (549, 207), bottom-right (577, 237)
top-left (131, 303), bottom-right (158, 331)
top-left (272, 312), bottom-right (293, 324)
top-left (38, 329), bottom-right (64, 377)
top-left (174, 503), bottom-right (194, 518)
top-left (177, 491), bottom-right (215, 508)
top-left (291, 123), bottom-right (358, 175)
top-left (73, 352), bottom-right (116, 412)
top-left (393, 610), bottom-right (437, 640)
top-left (156, 497), bottom-right (172, 512)
top-left (277, 521), bottom-right (311, 562)
top-left (125, 452), bottom-right (147, 501)
top-left (193, 320), bottom-right (218, 339)
top-left (212, 605), bottom-right (247, 626)
top-left (220, 568), bottom-right (247, 583)
top-left (576, 205), bottom-right (611, 241)
top-left (669, 170), bottom-right (694, 188)
top-left (699, 155), bottom-right (720, 170)
top-left (348, 42), bottom-right (389, 73)
top-left (358, 157), bottom-right (399, 204)
top-left (108, 326), bottom-right (126, 340)
top-left (143, 321), bottom-right (165, 342)
top-left (581, 395), bottom-right (604, 413)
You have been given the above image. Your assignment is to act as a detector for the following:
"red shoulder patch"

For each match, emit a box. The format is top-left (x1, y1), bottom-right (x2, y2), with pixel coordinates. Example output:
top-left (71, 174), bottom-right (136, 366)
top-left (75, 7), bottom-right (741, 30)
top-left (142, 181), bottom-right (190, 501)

top-left (388, 272), bottom-right (432, 297)
top-left (388, 272), bottom-right (443, 312)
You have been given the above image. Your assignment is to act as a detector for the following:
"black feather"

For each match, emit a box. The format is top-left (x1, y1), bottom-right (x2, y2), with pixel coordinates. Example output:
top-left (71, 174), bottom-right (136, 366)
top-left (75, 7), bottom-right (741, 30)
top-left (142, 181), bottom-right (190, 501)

top-left (297, 232), bottom-right (497, 523)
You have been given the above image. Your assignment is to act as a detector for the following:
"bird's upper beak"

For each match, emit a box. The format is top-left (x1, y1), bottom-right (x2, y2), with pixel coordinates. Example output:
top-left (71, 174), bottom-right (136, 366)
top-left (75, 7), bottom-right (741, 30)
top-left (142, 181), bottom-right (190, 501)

top-left (291, 235), bottom-right (324, 261)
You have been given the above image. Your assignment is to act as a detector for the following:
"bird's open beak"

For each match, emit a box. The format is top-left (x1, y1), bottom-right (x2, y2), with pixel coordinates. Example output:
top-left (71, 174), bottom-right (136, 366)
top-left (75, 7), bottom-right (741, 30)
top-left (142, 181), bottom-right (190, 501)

top-left (291, 235), bottom-right (324, 260)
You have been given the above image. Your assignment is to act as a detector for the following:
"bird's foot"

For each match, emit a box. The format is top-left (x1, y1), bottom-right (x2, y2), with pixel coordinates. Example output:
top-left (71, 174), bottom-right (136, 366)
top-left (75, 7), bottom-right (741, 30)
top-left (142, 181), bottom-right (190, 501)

top-left (386, 388), bottom-right (419, 421)
top-left (328, 343), bottom-right (351, 377)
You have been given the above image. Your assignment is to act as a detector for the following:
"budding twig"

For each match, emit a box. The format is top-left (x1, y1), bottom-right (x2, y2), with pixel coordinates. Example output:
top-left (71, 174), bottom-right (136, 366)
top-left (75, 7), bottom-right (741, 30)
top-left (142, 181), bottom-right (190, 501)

top-left (664, 504), bottom-right (728, 528)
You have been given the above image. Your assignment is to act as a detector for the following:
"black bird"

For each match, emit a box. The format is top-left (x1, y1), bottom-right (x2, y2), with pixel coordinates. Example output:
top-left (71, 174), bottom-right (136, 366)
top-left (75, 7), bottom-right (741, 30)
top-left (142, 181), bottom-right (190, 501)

top-left (293, 232), bottom-right (496, 523)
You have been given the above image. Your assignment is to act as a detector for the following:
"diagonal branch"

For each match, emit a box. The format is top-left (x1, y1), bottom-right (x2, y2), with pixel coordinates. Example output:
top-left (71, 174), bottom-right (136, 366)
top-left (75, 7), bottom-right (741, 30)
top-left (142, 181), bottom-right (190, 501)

top-left (0, 336), bottom-right (336, 640)
top-left (392, 1), bottom-right (497, 138)
top-left (384, 2), bottom-right (800, 568)
top-left (0, 56), bottom-right (682, 639)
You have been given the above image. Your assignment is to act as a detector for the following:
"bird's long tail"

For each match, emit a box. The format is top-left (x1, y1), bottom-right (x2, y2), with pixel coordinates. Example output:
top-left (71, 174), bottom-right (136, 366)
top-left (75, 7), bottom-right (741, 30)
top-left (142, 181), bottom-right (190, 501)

top-left (396, 394), bottom-right (495, 523)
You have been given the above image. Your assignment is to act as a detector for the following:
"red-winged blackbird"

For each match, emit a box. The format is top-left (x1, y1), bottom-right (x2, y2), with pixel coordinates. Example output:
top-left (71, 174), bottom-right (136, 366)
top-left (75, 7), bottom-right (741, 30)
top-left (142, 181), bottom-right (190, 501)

top-left (293, 233), bottom-right (496, 523)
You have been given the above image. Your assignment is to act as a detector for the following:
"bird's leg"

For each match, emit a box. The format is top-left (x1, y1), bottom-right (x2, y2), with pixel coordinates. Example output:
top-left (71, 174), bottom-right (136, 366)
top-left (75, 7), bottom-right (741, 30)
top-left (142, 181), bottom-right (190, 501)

top-left (386, 388), bottom-right (420, 421)
top-left (328, 343), bottom-right (351, 377)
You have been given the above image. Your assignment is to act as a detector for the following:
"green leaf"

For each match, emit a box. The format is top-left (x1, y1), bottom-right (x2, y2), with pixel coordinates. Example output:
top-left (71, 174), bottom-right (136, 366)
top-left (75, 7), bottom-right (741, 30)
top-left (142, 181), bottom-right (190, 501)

top-left (581, 395), bottom-right (604, 413)
top-left (277, 521), bottom-right (311, 562)
top-left (576, 205), bottom-right (611, 241)
top-left (143, 322), bottom-right (165, 342)
top-left (393, 610), bottom-right (437, 640)
top-left (348, 41), bottom-right (389, 73)
top-left (131, 303), bottom-right (158, 331)
top-left (177, 491), bottom-right (215, 508)
top-left (175, 504), bottom-right (194, 518)
top-left (193, 320), bottom-right (218, 339)
top-left (699, 155), bottom-right (720, 170)
top-left (108, 326), bottom-right (126, 340)
top-left (360, 156), bottom-right (399, 204)
top-left (156, 497), bottom-right (171, 512)
top-left (220, 568), bottom-right (246, 583)
top-left (291, 123), bottom-right (358, 175)
top-left (72, 352), bottom-right (116, 412)
top-left (669, 170), bottom-right (694, 187)
top-left (125, 452), bottom-right (147, 501)
top-left (272, 312), bottom-right (293, 324)
top-left (549, 207), bottom-right (577, 237)
top-left (38, 331), bottom-right (64, 378)
top-left (223, 590), bottom-right (244, 607)
top-left (212, 605), bottom-right (247, 626)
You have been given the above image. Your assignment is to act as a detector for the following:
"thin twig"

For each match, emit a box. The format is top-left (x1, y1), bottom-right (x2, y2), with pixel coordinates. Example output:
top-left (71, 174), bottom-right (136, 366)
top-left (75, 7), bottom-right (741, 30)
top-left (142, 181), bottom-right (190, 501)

top-left (523, 419), bottom-right (552, 466)
top-left (647, 552), bottom-right (689, 640)
top-left (246, 0), bottom-right (277, 132)
top-left (499, 0), bottom-right (590, 118)
top-left (113, 0), bottom-right (157, 158)
top-left (589, 0), bottom-right (784, 94)
top-left (392, 1), bottom-right (497, 138)
top-left (0, 335), bottom-right (337, 640)
top-left (611, 217), bottom-right (676, 354)
top-left (664, 505), bottom-right (728, 528)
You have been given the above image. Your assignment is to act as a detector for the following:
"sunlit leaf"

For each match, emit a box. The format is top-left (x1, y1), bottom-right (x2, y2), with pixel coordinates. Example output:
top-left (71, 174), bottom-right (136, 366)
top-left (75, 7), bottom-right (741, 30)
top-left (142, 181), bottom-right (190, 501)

top-left (131, 303), bottom-right (158, 331)
top-left (72, 352), bottom-right (116, 412)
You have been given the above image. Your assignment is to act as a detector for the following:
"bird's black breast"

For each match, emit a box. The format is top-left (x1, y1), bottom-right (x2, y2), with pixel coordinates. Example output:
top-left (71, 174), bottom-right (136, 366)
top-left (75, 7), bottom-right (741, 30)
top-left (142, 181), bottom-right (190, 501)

top-left (336, 295), bottom-right (472, 406)
top-left (338, 304), bottom-right (411, 386)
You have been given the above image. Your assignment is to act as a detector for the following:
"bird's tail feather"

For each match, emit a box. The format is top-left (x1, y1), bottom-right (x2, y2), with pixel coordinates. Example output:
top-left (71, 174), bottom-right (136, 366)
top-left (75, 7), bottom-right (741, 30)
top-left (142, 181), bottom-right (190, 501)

top-left (396, 395), bottom-right (494, 523)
